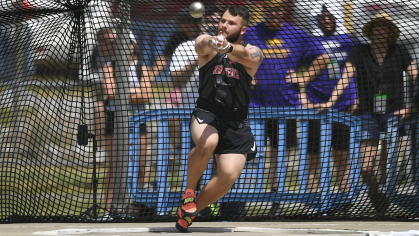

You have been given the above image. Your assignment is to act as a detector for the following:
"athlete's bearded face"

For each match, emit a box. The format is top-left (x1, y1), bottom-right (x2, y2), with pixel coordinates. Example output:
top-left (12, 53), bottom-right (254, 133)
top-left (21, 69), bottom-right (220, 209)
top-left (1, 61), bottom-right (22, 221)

top-left (222, 26), bottom-right (242, 43)
top-left (217, 10), bottom-right (246, 44)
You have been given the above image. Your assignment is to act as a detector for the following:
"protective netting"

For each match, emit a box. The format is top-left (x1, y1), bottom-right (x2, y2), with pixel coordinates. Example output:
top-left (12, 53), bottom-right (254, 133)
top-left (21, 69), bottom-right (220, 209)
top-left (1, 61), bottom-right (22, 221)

top-left (1, 0), bottom-right (419, 224)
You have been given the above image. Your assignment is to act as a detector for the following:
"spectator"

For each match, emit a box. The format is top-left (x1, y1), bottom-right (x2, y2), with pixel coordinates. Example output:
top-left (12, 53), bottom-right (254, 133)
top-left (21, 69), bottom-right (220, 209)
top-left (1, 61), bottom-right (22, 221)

top-left (162, 8), bottom-right (200, 150)
top-left (302, 1), bottom-right (359, 193)
top-left (133, 8), bottom-right (200, 83)
top-left (175, 6), bottom-right (263, 232)
top-left (314, 12), bottom-right (418, 213)
top-left (243, 0), bottom-right (329, 216)
top-left (90, 27), bottom-right (117, 162)
top-left (101, 32), bottom-right (153, 219)
top-left (138, 9), bottom-right (199, 172)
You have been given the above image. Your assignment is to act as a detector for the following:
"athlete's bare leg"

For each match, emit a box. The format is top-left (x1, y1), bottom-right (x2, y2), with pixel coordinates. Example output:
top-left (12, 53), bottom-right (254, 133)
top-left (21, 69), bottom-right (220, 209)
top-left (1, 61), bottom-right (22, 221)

top-left (195, 153), bottom-right (246, 212)
top-left (185, 115), bottom-right (219, 191)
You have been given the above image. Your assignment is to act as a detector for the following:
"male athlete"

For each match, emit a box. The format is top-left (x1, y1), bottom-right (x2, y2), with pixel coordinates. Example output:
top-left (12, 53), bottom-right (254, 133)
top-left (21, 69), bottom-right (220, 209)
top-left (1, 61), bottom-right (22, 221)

top-left (175, 5), bottom-right (263, 232)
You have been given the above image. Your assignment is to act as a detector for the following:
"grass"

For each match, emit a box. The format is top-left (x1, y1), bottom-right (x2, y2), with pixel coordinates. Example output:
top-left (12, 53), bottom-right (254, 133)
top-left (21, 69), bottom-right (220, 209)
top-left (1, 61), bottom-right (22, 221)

top-left (0, 162), bottom-right (305, 219)
top-left (1, 161), bottom-right (410, 220)
top-left (0, 165), bottom-right (108, 220)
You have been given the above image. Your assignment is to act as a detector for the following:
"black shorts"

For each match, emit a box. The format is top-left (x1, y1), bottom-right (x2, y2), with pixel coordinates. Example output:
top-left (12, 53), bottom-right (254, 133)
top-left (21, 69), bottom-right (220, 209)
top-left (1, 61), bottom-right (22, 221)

top-left (307, 120), bottom-right (350, 154)
top-left (266, 119), bottom-right (298, 148)
top-left (105, 111), bottom-right (146, 136)
top-left (192, 107), bottom-right (257, 161)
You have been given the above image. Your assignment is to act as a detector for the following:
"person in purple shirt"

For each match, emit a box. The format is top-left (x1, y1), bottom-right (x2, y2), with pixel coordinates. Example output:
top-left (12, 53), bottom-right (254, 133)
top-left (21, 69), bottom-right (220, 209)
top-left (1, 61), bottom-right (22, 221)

top-left (243, 0), bottom-right (330, 216)
top-left (301, 2), bottom-right (359, 194)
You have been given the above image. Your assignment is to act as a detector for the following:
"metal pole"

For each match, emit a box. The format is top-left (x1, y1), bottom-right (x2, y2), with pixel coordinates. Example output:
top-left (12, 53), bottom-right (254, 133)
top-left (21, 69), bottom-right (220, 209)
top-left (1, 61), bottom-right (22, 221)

top-left (112, 0), bottom-right (131, 213)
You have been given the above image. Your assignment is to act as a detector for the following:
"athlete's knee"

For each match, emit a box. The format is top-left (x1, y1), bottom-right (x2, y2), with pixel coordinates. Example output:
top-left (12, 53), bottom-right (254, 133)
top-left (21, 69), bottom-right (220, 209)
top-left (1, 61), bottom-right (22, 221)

top-left (194, 143), bottom-right (217, 158)
top-left (195, 136), bottom-right (218, 153)
top-left (218, 168), bottom-right (242, 185)
top-left (220, 174), bottom-right (239, 190)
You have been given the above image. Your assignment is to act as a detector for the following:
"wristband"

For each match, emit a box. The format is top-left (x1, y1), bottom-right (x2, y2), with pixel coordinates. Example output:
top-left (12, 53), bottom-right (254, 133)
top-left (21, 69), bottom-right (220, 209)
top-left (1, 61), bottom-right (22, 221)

top-left (227, 44), bottom-right (234, 53)
top-left (220, 42), bottom-right (231, 51)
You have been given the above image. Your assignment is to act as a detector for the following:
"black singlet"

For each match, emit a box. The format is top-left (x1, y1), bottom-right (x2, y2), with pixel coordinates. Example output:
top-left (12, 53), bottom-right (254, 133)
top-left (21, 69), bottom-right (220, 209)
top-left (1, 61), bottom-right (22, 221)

top-left (197, 41), bottom-right (253, 119)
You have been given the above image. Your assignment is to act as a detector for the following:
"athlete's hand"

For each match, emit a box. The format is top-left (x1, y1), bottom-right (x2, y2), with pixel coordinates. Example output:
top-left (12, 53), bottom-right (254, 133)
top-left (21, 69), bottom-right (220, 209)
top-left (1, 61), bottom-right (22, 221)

top-left (210, 32), bottom-right (225, 50)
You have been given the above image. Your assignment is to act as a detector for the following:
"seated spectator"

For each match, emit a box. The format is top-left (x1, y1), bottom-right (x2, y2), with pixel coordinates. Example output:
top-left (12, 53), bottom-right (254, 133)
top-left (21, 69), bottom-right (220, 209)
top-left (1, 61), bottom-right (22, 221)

top-left (135, 9), bottom-right (200, 171)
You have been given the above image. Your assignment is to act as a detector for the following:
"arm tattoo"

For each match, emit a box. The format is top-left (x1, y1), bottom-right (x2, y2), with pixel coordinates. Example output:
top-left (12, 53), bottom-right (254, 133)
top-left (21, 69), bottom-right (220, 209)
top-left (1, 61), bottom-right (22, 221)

top-left (249, 47), bottom-right (263, 63)
top-left (232, 52), bottom-right (244, 60)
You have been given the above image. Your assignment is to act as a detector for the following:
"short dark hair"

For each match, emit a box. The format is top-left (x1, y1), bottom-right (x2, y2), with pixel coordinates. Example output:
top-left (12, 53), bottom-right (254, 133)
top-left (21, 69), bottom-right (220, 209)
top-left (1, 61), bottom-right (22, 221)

top-left (227, 6), bottom-right (249, 26)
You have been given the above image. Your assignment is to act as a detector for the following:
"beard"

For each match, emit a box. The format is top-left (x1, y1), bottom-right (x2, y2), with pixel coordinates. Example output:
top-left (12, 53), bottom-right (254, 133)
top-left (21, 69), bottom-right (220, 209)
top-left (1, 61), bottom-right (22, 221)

top-left (225, 28), bottom-right (241, 43)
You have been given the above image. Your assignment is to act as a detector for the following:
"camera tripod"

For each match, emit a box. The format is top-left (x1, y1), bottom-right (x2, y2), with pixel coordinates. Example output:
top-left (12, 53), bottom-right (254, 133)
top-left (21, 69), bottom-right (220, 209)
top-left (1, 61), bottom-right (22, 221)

top-left (78, 128), bottom-right (107, 221)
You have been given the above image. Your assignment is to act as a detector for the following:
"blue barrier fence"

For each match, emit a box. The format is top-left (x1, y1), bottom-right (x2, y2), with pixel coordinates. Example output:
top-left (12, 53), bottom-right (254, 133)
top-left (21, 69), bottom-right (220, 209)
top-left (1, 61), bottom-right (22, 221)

top-left (128, 107), bottom-right (419, 216)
